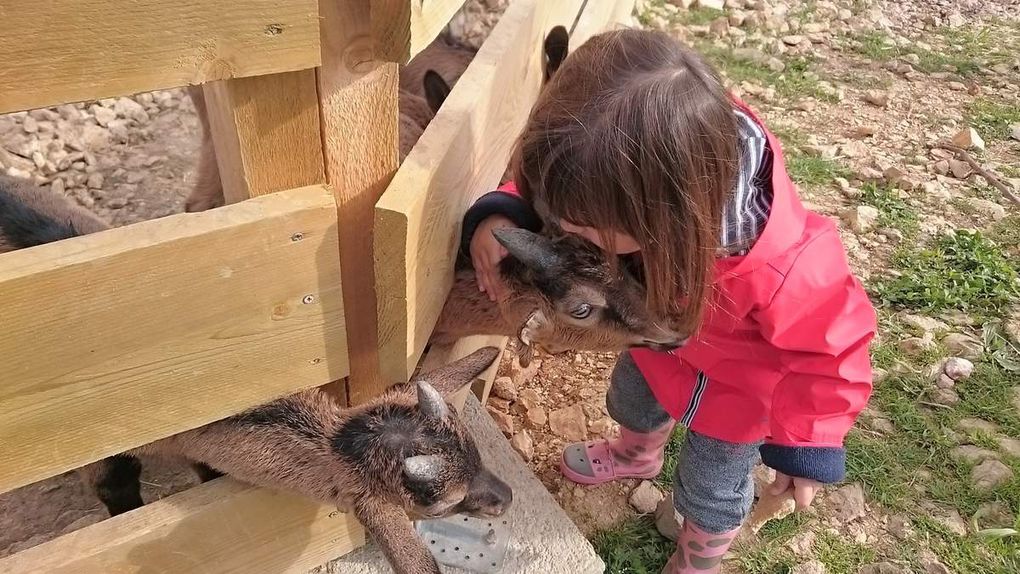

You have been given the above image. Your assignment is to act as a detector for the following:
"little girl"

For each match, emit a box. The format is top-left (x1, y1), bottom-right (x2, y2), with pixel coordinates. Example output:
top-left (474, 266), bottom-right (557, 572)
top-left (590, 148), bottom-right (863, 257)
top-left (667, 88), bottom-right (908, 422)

top-left (460, 29), bottom-right (876, 573)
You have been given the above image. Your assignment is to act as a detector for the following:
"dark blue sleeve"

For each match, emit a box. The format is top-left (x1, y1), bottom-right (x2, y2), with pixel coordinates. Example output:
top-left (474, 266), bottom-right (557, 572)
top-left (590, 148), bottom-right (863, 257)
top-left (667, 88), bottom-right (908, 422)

top-left (459, 191), bottom-right (542, 257)
top-left (760, 444), bottom-right (846, 484)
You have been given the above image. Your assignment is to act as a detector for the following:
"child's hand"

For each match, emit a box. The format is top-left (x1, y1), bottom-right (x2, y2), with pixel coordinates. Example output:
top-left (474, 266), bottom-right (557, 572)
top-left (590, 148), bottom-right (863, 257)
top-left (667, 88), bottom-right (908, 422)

top-left (470, 215), bottom-right (516, 302)
top-left (769, 472), bottom-right (821, 510)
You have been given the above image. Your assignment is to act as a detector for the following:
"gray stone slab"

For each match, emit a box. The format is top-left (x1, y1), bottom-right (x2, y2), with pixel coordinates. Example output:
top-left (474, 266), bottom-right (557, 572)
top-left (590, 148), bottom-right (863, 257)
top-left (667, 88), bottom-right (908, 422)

top-left (316, 395), bottom-right (603, 573)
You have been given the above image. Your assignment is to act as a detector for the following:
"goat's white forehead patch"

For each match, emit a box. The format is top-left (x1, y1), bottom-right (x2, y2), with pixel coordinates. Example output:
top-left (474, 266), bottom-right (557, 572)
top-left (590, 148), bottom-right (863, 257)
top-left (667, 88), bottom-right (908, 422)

top-left (415, 513), bottom-right (513, 573)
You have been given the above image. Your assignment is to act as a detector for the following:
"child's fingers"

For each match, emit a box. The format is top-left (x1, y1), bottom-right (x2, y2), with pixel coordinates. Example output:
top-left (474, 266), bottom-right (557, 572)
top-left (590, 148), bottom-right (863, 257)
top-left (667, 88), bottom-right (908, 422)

top-left (768, 473), bottom-right (791, 496)
top-left (793, 484), bottom-right (816, 510)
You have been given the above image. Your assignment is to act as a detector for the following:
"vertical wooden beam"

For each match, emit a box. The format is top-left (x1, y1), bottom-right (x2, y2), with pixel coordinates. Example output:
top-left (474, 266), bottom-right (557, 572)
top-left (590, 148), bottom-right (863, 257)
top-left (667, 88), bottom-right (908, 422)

top-left (317, 0), bottom-right (401, 404)
top-left (199, 68), bottom-right (349, 403)
top-left (202, 69), bottom-right (326, 202)
top-left (371, 0), bottom-right (468, 63)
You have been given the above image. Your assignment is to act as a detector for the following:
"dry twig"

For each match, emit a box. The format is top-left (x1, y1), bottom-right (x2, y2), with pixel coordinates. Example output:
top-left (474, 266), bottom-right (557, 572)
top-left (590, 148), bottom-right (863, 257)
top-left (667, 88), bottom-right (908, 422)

top-left (935, 142), bottom-right (1020, 208)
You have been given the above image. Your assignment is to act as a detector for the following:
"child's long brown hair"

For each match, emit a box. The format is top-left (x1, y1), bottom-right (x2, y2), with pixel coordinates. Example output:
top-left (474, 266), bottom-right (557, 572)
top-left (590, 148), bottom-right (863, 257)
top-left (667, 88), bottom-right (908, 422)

top-left (512, 28), bottom-right (739, 335)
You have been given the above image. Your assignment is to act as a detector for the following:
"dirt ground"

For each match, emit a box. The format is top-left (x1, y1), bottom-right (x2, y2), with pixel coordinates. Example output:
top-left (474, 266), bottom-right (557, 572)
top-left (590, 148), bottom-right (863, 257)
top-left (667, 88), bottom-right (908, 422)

top-left (2, 0), bottom-right (1020, 572)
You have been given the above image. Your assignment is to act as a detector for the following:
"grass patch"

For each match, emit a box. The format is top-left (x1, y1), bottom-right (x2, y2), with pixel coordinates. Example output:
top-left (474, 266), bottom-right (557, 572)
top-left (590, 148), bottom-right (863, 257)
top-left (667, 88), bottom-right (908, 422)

top-left (695, 42), bottom-right (836, 102)
top-left (787, 155), bottom-right (851, 187)
top-left (593, 517), bottom-right (674, 574)
top-left (967, 98), bottom-right (1020, 142)
top-left (840, 25), bottom-right (1016, 77)
top-left (815, 532), bottom-right (876, 574)
top-left (860, 183), bottom-right (919, 235)
top-left (678, 6), bottom-right (725, 26)
top-left (655, 425), bottom-right (686, 490)
top-left (990, 215), bottom-right (1020, 259)
top-left (873, 229), bottom-right (1020, 317)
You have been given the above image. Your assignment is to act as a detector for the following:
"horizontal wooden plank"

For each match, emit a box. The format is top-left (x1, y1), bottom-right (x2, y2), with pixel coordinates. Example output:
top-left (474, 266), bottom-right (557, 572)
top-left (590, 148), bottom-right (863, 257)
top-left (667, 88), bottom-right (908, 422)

top-left (0, 186), bottom-right (348, 494)
top-left (375, 0), bottom-right (620, 383)
top-left (373, 0), bottom-right (467, 63)
top-left (0, 0), bottom-right (321, 114)
top-left (0, 478), bottom-right (365, 574)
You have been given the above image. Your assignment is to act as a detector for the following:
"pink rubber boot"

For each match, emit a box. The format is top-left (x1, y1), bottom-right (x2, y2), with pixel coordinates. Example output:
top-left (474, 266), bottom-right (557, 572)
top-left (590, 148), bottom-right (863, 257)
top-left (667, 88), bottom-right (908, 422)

top-left (560, 422), bottom-right (674, 485)
top-left (661, 519), bottom-right (739, 574)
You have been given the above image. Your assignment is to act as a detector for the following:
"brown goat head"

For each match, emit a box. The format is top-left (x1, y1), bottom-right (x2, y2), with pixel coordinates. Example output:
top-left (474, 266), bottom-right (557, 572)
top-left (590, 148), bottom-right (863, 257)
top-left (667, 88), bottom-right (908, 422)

top-left (333, 347), bottom-right (511, 520)
top-left (491, 227), bottom-right (685, 355)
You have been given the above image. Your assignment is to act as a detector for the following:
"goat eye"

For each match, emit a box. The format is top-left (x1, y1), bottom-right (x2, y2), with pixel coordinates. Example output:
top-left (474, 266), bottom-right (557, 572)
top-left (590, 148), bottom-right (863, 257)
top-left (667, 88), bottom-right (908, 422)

top-left (570, 304), bottom-right (593, 319)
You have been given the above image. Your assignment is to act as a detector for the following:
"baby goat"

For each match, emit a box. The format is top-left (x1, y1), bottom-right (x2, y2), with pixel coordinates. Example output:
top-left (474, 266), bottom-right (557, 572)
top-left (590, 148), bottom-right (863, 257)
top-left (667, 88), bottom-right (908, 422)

top-left (83, 347), bottom-right (510, 574)
top-left (432, 227), bottom-right (685, 364)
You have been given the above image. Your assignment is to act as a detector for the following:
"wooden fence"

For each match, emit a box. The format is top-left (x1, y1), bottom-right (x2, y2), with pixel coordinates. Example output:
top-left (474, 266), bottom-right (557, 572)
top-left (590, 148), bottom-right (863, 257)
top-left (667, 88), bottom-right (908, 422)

top-left (0, 0), bottom-right (634, 571)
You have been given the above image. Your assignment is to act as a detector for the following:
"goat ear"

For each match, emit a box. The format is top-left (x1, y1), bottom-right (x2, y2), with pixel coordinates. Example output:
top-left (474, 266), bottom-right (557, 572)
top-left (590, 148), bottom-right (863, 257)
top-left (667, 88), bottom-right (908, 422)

top-left (403, 455), bottom-right (443, 483)
top-left (544, 25), bottom-right (569, 82)
top-left (492, 227), bottom-right (561, 271)
top-left (412, 347), bottom-right (501, 396)
top-left (417, 381), bottom-right (450, 420)
top-left (423, 70), bottom-right (452, 115)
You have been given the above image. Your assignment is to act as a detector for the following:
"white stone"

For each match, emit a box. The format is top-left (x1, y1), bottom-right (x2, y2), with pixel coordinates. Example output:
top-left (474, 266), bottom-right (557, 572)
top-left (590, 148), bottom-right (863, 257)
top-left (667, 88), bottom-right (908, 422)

top-left (629, 481), bottom-right (665, 514)
top-left (951, 127), bottom-right (985, 151)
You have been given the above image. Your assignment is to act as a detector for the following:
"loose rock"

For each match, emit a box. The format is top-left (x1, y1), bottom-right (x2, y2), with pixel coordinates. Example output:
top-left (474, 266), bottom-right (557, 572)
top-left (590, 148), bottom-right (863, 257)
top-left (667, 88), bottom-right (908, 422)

top-left (949, 445), bottom-right (998, 464)
top-left (944, 333), bottom-right (983, 359)
top-left (934, 507), bottom-right (968, 536)
top-left (899, 333), bottom-right (934, 355)
top-left (549, 404), bottom-right (587, 442)
top-left (901, 314), bottom-right (948, 334)
top-left (487, 407), bottom-right (514, 437)
top-left (842, 205), bottom-right (880, 234)
top-left (525, 406), bottom-right (547, 429)
top-left (951, 127), bottom-right (985, 152)
top-left (943, 357), bottom-right (974, 381)
top-left (958, 418), bottom-right (998, 435)
top-left (931, 388), bottom-right (960, 406)
top-left (948, 158), bottom-right (971, 179)
top-left (491, 376), bottom-right (517, 402)
top-left (629, 480), bottom-right (664, 514)
top-left (791, 561), bottom-right (826, 574)
top-left (22, 116), bottom-right (39, 134)
top-left (962, 197), bottom-right (1006, 221)
top-left (827, 483), bottom-right (866, 523)
top-left (919, 552), bottom-right (951, 574)
top-left (787, 531), bottom-right (816, 557)
top-left (997, 436), bottom-right (1020, 458)
top-left (864, 90), bottom-right (890, 107)
top-left (695, 0), bottom-right (724, 9)
top-left (887, 514), bottom-right (914, 540)
top-left (510, 431), bottom-right (534, 461)
top-left (86, 172), bottom-right (104, 189)
top-left (860, 562), bottom-right (905, 574)
top-left (1010, 123), bottom-right (1020, 142)
top-left (972, 459), bottom-right (1013, 491)
top-left (92, 105), bottom-right (116, 127)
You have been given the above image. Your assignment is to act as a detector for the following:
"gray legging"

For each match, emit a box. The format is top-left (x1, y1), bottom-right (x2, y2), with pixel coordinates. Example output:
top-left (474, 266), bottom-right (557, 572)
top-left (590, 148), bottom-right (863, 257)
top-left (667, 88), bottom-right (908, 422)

top-left (608, 351), bottom-right (761, 534)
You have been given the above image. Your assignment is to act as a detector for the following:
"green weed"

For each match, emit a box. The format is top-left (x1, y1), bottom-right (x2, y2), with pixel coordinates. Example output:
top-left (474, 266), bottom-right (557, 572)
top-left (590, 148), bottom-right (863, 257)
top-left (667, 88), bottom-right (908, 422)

top-left (873, 230), bottom-right (1019, 316)
top-left (593, 517), bottom-right (675, 574)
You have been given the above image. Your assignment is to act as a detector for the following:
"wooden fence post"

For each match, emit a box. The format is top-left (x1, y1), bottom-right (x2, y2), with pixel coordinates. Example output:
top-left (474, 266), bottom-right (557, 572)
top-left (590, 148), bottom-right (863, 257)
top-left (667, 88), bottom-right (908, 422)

top-left (316, 0), bottom-right (401, 405)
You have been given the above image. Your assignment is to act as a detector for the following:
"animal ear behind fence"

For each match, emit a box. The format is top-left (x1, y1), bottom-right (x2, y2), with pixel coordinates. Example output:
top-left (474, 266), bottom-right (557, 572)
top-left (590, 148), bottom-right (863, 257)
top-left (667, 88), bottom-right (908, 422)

top-left (543, 25), bottom-right (570, 82)
top-left (422, 70), bottom-right (453, 114)
top-left (411, 347), bottom-right (501, 396)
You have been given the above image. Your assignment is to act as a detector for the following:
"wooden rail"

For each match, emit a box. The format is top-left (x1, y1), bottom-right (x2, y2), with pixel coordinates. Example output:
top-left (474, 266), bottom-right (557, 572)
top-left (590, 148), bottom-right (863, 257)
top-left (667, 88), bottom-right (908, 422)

top-left (0, 0), bottom-right (322, 114)
top-left (0, 478), bottom-right (365, 574)
top-left (373, 0), bottom-right (636, 383)
top-left (0, 186), bottom-right (347, 493)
